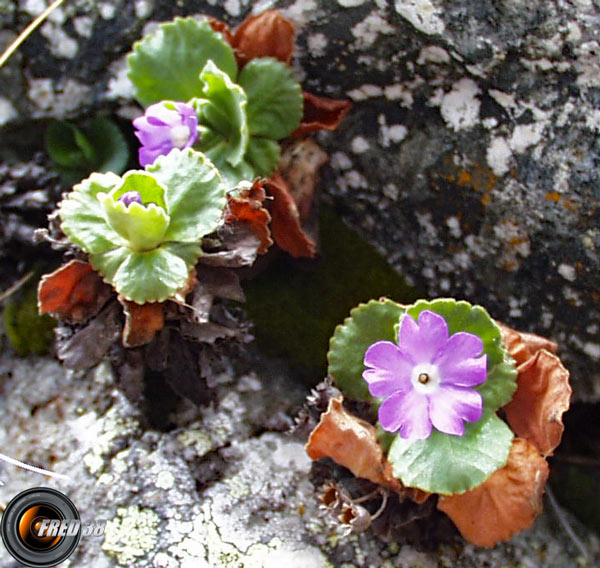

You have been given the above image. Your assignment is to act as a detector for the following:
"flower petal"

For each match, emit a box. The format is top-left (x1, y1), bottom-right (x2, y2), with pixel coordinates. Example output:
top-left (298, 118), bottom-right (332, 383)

top-left (434, 331), bottom-right (484, 366)
top-left (398, 310), bottom-right (448, 364)
top-left (134, 120), bottom-right (174, 148)
top-left (439, 354), bottom-right (487, 388)
top-left (139, 145), bottom-right (170, 167)
top-left (429, 385), bottom-right (483, 436)
top-left (378, 389), bottom-right (432, 439)
top-left (363, 341), bottom-right (413, 397)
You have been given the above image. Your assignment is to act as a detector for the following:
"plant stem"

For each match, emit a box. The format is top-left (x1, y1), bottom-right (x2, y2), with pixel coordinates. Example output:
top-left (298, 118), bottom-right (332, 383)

top-left (0, 0), bottom-right (66, 68)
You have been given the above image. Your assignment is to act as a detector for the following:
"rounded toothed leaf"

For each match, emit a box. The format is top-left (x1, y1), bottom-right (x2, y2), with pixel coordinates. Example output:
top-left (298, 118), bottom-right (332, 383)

top-left (128, 17), bottom-right (237, 106)
top-left (238, 57), bottom-right (303, 140)
top-left (59, 171), bottom-right (125, 254)
top-left (328, 298), bottom-right (405, 402)
top-left (388, 411), bottom-right (513, 495)
top-left (147, 148), bottom-right (226, 243)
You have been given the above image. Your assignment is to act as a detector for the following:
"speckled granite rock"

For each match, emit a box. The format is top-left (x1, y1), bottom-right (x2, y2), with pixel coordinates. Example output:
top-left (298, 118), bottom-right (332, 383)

top-left (0, 0), bottom-right (598, 400)
top-left (0, 354), bottom-right (597, 567)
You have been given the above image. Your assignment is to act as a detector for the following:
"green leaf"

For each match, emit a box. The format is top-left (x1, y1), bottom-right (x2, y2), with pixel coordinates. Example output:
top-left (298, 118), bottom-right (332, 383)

top-left (328, 298), bottom-right (405, 401)
top-left (128, 17), bottom-right (237, 106)
top-left (403, 299), bottom-right (517, 411)
top-left (46, 121), bottom-right (94, 168)
top-left (147, 148), bottom-right (226, 242)
top-left (46, 118), bottom-right (129, 178)
top-left (86, 117), bottom-right (129, 175)
top-left (193, 62), bottom-right (249, 168)
top-left (238, 57), bottom-right (303, 140)
top-left (246, 137), bottom-right (281, 177)
top-left (59, 171), bottom-right (126, 254)
top-left (388, 412), bottom-right (513, 495)
top-left (90, 243), bottom-right (202, 304)
top-left (113, 171), bottom-right (168, 209)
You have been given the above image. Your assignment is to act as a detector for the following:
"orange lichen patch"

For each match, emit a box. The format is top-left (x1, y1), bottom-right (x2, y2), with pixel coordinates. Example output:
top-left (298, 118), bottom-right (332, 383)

top-left (504, 349), bottom-right (571, 457)
top-left (231, 10), bottom-right (295, 68)
top-left (226, 180), bottom-right (273, 254)
top-left (38, 260), bottom-right (112, 324)
top-left (438, 438), bottom-right (549, 548)
top-left (293, 92), bottom-right (353, 137)
top-left (545, 191), bottom-right (562, 202)
top-left (498, 322), bottom-right (557, 366)
top-left (119, 298), bottom-right (164, 348)
top-left (306, 397), bottom-right (400, 490)
top-left (279, 138), bottom-right (328, 221)
top-left (265, 172), bottom-right (317, 258)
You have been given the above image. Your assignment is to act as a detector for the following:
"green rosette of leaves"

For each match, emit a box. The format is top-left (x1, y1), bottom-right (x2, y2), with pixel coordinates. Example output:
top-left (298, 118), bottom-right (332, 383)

top-left (58, 148), bottom-right (226, 304)
top-left (328, 298), bottom-right (518, 495)
top-left (127, 17), bottom-right (303, 185)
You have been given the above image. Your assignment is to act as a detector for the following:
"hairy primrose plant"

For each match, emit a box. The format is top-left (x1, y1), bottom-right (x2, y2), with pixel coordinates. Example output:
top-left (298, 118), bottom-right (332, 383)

top-left (306, 298), bottom-right (572, 546)
top-left (36, 10), bottom-right (350, 402)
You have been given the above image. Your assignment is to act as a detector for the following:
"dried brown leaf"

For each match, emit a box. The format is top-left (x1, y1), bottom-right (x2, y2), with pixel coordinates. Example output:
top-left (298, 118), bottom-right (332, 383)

top-left (38, 260), bottom-right (112, 324)
top-left (55, 302), bottom-right (121, 370)
top-left (306, 397), bottom-right (399, 490)
top-left (119, 298), bottom-right (164, 348)
top-left (498, 322), bottom-right (557, 366)
top-left (205, 15), bottom-right (233, 44)
top-left (189, 266), bottom-right (245, 324)
top-left (199, 224), bottom-right (262, 268)
top-left (226, 181), bottom-right (273, 254)
top-left (265, 172), bottom-right (316, 258)
top-left (504, 349), bottom-right (571, 456)
top-left (231, 10), bottom-right (295, 68)
top-left (279, 139), bottom-right (328, 221)
top-left (293, 91), bottom-right (353, 137)
top-left (438, 438), bottom-right (549, 547)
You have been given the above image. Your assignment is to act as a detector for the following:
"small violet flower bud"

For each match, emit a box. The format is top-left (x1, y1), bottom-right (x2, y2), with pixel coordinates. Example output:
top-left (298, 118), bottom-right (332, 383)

top-left (118, 190), bottom-right (143, 206)
top-left (133, 101), bottom-right (199, 167)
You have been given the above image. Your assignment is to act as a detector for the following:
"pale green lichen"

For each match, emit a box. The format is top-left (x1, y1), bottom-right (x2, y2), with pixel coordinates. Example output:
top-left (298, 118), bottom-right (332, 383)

top-left (102, 506), bottom-right (161, 565)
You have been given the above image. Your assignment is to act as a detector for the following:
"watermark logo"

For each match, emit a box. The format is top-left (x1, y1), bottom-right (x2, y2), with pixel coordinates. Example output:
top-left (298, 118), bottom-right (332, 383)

top-left (0, 487), bottom-right (105, 567)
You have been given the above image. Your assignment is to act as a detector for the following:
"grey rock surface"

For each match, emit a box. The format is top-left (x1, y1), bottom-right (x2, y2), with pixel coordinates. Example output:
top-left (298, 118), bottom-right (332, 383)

top-left (0, 0), bottom-right (599, 400)
top-left (0, 353), bottom-right (597, 567)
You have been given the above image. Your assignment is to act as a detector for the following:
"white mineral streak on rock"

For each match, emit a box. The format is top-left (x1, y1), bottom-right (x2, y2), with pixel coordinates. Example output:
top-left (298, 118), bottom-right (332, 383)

top-left (394, 0), bottom-right (445, 35)
top-left (307, 33), bottom-right (327, 57)
top-left (558, 263), bottom-right (577, 282)
top-left (509, 122), bottom-right (545, 154)
top-left (0, 98), bottom-right (18, 125)
top-left (351, 11), bottom-right (394, 49)
top-left (337, 0), bottom-right (368, 6)
top-left (440, 78), bottom-right (481, 131)
top-left (486, 136), bottom-right (512, 176)
top-left (40, 22), bottom-right (78, 59)
top-left (417, 45), bottom-right (450, 65)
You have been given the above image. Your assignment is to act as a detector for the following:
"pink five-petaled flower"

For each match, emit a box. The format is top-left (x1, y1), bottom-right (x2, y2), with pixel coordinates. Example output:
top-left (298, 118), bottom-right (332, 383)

top-left (363, 310), bottom-right (487, 440)
top-left (133, 101), bottom-right (199, 167)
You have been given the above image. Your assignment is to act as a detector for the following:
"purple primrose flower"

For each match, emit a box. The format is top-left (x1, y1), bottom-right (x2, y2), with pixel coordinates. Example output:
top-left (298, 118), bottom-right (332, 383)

top-left (363, 310), bottom-right (487, 440)
top-left (133, 101), bottom-right (199, 167)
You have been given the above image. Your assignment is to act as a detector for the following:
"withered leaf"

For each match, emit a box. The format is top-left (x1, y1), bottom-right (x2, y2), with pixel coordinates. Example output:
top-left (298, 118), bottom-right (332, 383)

top-left (504, 349), bottom-right (571, 457)
top-left (306, 397), bottom-right (399, 490)
top-left (232, 10), bottom-right (295, 68)
top-left (119, 297), bottom-right (164, 348)
top-left (38, 260), bottom-right (112, 324)
top-left (265, 172), bottom-right (317, 258)
top-left (293, 91), bottom-right (353, 137)
top-left (279, 139), bottom-right (328, 221)
top-left (498, 322), bottom-right (557, 366)
top-left (199, 224), bottom-right (261, 268)
top-left (56, 301), bottom-right (121, 370)
top-left (189, 266), bottom-right (245, 324)
top-left (205, 15), bottom-right (233, 44)
top-left (226, 181), bottom-right (273, 254)
top-left (437, 438), bottom-right (549, 548)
